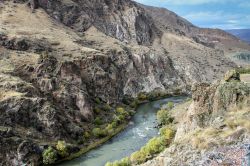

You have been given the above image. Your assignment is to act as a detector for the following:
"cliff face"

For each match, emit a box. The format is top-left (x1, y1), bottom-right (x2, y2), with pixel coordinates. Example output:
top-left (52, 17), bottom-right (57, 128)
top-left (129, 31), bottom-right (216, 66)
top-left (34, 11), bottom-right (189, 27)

top-left (29, 0), bottom-right (160, 45)
top-left (0, 0), bottom-right (250, 165)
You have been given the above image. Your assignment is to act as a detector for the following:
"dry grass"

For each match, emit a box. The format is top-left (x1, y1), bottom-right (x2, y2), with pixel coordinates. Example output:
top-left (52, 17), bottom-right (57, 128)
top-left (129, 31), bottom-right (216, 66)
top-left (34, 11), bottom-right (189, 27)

top-left (176, 97), bottom-right (250, 150)
top-left (241, 74), bottom-right (250, 83)
top-left (0, 2), bottom-right (98, 60)
top-left (190, 127), bottom-right (222, 150)
top-left (225, 98), bottom-right (250, 131)
top-left (171, 99), bottom-right (192, 123)
top-left (0, 90), bottom-right (24, 101)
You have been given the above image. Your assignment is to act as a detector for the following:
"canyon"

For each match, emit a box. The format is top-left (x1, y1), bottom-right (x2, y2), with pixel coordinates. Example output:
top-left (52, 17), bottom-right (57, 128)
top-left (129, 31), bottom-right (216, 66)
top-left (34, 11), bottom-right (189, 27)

top-left (0, 0), bottom-right (250, 165)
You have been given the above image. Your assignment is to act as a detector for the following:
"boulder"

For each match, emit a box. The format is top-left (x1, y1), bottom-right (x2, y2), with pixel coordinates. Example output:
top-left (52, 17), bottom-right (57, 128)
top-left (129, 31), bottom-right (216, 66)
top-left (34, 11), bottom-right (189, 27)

top-left (224, 69), bottom-right (240, 82)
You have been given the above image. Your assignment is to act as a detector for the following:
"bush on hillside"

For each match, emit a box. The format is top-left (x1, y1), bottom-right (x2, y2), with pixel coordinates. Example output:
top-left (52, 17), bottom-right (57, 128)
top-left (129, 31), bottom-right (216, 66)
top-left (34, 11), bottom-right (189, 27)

top-left (160, 127), bottom-right (175, 140)
top-left (157, 109), bottom-right (174, 125)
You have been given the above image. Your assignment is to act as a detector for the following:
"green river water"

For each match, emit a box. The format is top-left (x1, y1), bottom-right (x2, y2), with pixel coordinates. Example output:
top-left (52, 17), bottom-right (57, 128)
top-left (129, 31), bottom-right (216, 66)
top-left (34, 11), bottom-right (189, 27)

top-left (59, 96), bottom-right (186, 166)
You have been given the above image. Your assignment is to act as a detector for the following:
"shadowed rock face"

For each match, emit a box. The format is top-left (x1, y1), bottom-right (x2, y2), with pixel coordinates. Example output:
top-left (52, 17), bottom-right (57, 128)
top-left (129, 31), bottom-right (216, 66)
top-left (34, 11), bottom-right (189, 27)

top-left (1, 0), bottom-right (250, 165)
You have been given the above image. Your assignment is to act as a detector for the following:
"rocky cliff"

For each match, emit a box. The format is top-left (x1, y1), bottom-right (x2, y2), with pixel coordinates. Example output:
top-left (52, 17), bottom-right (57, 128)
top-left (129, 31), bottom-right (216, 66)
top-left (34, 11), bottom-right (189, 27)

top-left (0, 0), bottom-right (250, 165)
top-left (141, 71), bottom-right (250, 166)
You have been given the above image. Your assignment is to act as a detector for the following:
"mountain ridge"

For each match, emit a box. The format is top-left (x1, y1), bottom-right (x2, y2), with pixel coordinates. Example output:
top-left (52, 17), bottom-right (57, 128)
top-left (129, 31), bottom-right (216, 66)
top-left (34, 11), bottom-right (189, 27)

top-left (0, 0), bottom-right (250, 165)
top-left (226, 29), bottom-right (250, 44)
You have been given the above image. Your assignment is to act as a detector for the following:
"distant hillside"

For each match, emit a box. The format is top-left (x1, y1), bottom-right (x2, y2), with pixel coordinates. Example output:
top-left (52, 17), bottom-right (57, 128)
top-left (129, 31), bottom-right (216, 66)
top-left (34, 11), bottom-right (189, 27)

top-left (226, 29), bottom-right (250, 44)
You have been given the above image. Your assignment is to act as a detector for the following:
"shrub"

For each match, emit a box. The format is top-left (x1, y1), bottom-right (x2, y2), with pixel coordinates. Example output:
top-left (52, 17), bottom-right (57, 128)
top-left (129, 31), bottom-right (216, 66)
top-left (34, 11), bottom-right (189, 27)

top-left (144, 137), bottom-right (165, 155)
top-left (94, 117), bottom-right (103, 125)
top-left (119, 157), bottom-right (131, 166)
top-left (56, 141), bottom-right (68, 157)
top-left (94, 107), bottom-right (101, 114)
top-left (138, 93), bottom-right (147, 101)
top-left (42, 146), bottom-right (57, 165)
top-left (111, 121), bottom-right (117, 128)
top-left (105, 157), bottom-right (131, 166)
top-left (108, 135), bottom-right (168, 165)
top-left (130, 100), bottom-right (139, 108)
top-left (105, 124), bottom-right (114, 134)
top-left (103, 104), bottom-right (112, 111)
top-left (116, 107), bottom-right (125, 115)
top-left (116, 107), bottom-right (129, 117)
top-left (156, 109), bottom-right (174, 125)
top-left (84, 131), bottom-right (90, 139)
top-left (167, 101), bottom-right (174, 110)
top-left (130, 151), bottom-right (146, 164)
top-left (95, 98), bottom-right (101, 104)
top-left (130, 137), bottom-right (166, 164)
top-left (113, 114), bottom-right (126, 124)
top-left (160, 127), bottom-right (175, 140)
top-left (92, 128), bottom-right (107, 138)
top-left (105, 162), bottom-right (112, 166)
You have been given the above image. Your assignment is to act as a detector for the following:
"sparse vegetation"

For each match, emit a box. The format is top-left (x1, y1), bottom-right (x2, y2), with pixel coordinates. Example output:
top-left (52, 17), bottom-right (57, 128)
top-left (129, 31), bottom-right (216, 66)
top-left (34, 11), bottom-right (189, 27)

top-left (178, 97), bottom-right (250, 151)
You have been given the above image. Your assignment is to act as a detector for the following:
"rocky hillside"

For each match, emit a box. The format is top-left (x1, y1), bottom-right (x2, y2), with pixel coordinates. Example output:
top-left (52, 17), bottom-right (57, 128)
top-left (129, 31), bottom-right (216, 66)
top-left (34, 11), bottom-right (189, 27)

top-left (141, 71), bottom-right (250, 166)
top-left (0, 0), bottom-right (250, 165)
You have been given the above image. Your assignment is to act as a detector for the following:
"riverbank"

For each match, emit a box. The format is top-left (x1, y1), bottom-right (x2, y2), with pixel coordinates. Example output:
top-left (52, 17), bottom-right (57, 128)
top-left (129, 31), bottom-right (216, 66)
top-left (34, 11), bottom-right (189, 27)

top-left (60, 123), bottom-right (128, 162)
top-left (53, 92), bottom-right (187, 165)
top-left (58, 96), bottom-right (186, 166)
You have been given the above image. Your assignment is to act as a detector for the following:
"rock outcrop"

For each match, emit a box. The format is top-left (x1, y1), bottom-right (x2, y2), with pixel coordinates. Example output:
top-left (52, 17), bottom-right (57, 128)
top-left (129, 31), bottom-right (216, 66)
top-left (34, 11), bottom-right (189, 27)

top-left (0, 0), bottom-right (250, 165)
top-left (141, 71), bottom-right (250, 166)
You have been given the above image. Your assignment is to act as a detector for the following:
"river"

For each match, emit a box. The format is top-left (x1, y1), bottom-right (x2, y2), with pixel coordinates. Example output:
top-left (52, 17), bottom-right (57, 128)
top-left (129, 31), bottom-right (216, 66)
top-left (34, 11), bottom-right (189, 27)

top-left (59, 96), bottom-right (186, 166)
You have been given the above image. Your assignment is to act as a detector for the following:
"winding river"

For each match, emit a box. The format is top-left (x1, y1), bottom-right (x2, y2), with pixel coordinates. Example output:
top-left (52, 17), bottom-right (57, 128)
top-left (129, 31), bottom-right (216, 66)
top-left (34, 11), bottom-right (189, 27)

top-left (60, 96), bottom-right (186, 166)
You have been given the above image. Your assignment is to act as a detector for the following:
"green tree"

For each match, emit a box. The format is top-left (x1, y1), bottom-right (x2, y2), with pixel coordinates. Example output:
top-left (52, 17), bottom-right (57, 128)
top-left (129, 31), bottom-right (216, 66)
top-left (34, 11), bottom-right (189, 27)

top-left (56, 141), bottom-right (68, 157)
top-left (42, 146), bottom-right (57, 165)
top-left (156, 109), bottom-right (174, 125)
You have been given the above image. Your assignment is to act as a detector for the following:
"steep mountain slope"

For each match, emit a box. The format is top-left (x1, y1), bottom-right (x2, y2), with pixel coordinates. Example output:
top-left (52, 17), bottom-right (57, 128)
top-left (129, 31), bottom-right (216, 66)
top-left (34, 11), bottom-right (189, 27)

top-left (0, 0), bottom-right (250, 165)
top-left (227, 29), bottom-right (250, 44)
